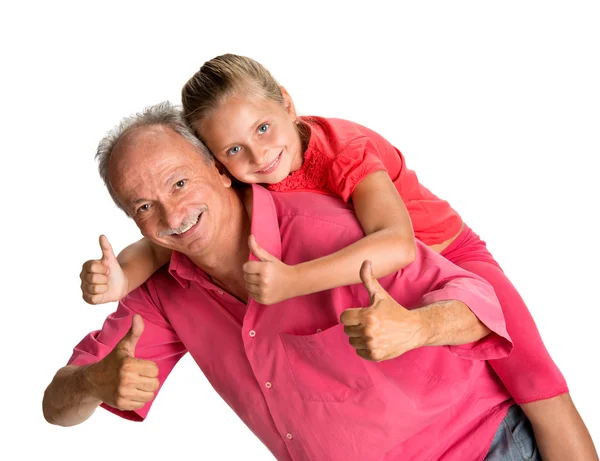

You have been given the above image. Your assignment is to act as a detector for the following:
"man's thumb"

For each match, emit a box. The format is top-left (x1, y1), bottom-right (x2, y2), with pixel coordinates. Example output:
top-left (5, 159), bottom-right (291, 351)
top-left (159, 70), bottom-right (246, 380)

top-left (117, 314), bottom-right (144, 357)
top-left (248, 234), bottom-right (274, 262)
top-left (360, 260), bottom-right (383, 301)
top-left (99, 234), bottom-right (117, 263)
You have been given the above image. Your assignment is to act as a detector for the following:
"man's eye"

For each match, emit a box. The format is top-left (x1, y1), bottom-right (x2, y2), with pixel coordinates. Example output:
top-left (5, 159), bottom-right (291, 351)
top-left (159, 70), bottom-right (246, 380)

top-left (228, 146), bottom-right (241, 155)
top-left (175, 179), bottom-right (186, 189)
top-left (138, 204), bottom-right (151, 213)
top-left (258, 123), bottom-right (269, 134)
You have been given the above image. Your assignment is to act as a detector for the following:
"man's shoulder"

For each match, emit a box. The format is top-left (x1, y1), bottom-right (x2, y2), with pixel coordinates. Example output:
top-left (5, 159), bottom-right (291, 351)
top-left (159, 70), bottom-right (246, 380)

top-left (269, 190), bottom-right (357, 226)
top-left (128, 263), bottom-right (184, 304)
top-left (269, 190), bottom-right (365, 259)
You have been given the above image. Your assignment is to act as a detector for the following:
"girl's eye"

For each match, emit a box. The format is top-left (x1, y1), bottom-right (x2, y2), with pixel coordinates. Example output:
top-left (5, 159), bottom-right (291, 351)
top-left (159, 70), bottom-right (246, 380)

top-left (228, 146), bottom-right (241, 155)
top-left (175, 179), bottom-right (186, 189)
top-left (138, 204), bottom-right (151, 214)
top-left (258, 123), bottom-right (269, 134)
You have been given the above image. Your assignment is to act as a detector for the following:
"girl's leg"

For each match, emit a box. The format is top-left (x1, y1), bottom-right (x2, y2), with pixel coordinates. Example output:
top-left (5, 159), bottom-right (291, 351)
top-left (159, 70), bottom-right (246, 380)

top-left (443, 227), bottom-right (598, 460)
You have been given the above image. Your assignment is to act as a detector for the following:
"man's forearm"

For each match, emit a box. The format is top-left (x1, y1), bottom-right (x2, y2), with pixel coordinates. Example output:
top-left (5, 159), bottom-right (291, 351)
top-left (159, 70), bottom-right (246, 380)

top-left (415, 300), bottom-right (491, 347)
top-left (43, 365), bottom-right (102, 427)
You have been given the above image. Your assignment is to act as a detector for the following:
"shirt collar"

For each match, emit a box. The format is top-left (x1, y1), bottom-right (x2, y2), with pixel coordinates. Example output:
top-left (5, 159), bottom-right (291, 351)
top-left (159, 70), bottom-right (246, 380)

top-left (249, 184), bottom-right (282, 261)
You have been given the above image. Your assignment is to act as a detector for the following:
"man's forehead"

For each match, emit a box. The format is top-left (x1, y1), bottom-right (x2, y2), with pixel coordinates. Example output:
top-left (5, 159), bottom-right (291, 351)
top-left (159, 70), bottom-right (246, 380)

top-left (114, 125), bottom-right (177, 154)
top-left (111, 126), bottom-right (197, 168)
top-left (108, 125), bottom-right (204, 199)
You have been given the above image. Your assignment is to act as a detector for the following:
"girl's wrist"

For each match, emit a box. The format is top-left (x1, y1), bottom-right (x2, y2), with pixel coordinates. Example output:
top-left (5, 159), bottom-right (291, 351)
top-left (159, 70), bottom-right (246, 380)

top-left (290, 264), bottom-right (309, 298)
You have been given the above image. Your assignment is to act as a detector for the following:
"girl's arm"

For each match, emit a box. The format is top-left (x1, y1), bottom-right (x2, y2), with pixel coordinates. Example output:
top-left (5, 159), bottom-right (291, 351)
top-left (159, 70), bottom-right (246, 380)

top-left (117, 238), bottom-right (172, 294)
top-left (244, 171), bottom-right (416, 304)
top-left (80, 236), bottom-right (171, 305)
top-left (291, 170), bottom-right (416, 296)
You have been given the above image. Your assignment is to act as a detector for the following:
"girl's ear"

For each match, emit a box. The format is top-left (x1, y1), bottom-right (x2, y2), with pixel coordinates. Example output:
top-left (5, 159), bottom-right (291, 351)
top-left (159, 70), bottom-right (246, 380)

top-left (280, 86), bottom-right (297, 120)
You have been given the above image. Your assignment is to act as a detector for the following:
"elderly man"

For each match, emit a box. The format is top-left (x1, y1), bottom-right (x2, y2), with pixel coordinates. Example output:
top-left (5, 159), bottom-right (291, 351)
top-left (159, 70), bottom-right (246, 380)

top-left (44, 102), bottom-right (532, 460)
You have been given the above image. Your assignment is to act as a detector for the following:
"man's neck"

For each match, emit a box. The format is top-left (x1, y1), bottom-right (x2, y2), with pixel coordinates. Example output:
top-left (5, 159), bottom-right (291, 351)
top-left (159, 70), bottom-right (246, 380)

top-left (187, 186), bottom-right (253, 302)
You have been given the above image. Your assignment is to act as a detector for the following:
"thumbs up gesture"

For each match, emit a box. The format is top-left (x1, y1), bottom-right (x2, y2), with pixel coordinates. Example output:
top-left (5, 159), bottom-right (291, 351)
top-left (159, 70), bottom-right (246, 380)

top-left (85, 314), bottom-right (160, 411)
top-left (80, 235), bottom-right (128, 305)
top-left (242, 235), bottom-right (298, 305)
top-left (340, 260), bottom-right (425, 362)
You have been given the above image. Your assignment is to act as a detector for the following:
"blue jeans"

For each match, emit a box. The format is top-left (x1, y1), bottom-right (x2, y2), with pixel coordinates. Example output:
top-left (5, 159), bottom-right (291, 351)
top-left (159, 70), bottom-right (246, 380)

top-left (484, 405), bottom-right (542, 460)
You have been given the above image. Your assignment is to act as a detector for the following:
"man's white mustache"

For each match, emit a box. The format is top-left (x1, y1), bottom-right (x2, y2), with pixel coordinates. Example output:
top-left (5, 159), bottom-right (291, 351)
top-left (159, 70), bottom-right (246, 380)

top-left (157, 209), bottom-right (204, 237)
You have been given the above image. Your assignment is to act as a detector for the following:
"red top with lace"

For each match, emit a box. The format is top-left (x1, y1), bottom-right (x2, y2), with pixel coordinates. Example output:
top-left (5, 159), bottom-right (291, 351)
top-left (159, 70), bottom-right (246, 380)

top-left (268, 116), bottom-right (463, 245)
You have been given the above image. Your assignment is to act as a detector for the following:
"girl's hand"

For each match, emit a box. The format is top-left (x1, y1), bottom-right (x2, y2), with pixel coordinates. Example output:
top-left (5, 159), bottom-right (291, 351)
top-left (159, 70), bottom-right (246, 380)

top-left (242, 235), bottom-right (298, 305)
top-left (80, 235), bottom-right (129, 305)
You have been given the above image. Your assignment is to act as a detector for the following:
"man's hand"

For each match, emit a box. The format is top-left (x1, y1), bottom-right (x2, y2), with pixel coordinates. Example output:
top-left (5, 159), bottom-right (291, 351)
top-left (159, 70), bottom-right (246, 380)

top-left (80, 235), bottom-right (128, 304)
top-left (242, 235), bottom-right (298, 305)
top-left (84, 314), bottom-right (159, 411)
top-left (340, 260), bottom-right (427, 362)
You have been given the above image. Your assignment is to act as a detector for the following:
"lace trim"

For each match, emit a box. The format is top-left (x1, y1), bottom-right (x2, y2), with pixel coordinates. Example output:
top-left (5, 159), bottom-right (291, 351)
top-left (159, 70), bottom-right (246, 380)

top-left (267, 146), bottom-right (332, 193)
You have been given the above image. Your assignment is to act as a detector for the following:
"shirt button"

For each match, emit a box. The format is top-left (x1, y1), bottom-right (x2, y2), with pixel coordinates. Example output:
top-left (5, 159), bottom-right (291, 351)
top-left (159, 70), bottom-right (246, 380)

top-left (286, 433), bottom-right (293, 440)
top-left (217, 290), bottom-right (224, 295)
top-left (249, 330), bottom-right (256, 337)
top-left (316, 328), bottom-right (322, 333)
top-left (265, 382), bottom-right (272, 389)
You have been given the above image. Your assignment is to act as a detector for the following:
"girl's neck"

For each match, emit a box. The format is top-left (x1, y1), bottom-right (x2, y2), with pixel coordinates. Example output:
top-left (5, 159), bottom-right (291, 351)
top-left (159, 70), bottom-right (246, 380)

top-left (289, 119), bottom-right (312, 173)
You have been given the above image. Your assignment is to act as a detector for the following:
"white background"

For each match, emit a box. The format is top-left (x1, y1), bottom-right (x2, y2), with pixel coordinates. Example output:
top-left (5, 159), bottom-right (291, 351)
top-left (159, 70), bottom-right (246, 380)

top-left (1, 1), bottom-right (598, 459)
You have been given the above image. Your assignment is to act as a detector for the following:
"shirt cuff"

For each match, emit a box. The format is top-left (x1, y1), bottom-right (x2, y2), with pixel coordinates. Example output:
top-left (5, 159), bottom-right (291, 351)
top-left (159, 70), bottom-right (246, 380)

top-left (421, 279), bottom-right (513, 360)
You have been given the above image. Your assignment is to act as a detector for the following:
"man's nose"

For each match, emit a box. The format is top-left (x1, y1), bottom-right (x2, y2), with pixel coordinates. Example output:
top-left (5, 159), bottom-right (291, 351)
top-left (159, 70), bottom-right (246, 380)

top-left (161, 204), bottom-right (187, 231)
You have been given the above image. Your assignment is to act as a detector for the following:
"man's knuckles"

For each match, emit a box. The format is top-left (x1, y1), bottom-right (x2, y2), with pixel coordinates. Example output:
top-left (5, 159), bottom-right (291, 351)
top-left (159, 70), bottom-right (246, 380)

top-left (369, 349), bottom-right (386, 362)
top-left (361, 313), bottom-right (379, 331)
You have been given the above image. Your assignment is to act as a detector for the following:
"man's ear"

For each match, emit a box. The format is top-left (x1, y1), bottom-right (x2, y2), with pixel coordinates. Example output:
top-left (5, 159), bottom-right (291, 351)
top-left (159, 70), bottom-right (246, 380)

top-left (214, 160), bottom-right (233, 188)
top-left (280, 86), bottom-right (297, 120)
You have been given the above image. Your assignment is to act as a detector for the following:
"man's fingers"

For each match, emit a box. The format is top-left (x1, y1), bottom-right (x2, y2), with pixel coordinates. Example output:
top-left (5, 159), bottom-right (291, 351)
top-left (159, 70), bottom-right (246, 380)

top-left (248, 234), bottom-right (274, 262)
top-left (340, 308), bottom-right (365, 327)
top-left (132, 358), bottom-right (160, 378)
top-left (134, 376), bottom-right (160, 392)
top-left (348, 336), bottom-right (368, 349)
top-left (359, 260), bottom-right (383, 301)
top-left (114, 389), bottom-right (156, 410)
top-left (99, 234), bottom-right (117, 262)
top-left (128, 389), bottom-right (157, 404)
top-left (343, 324), bottom-right (365, 337)
top-left (355, 348), bottom-right (375, 361)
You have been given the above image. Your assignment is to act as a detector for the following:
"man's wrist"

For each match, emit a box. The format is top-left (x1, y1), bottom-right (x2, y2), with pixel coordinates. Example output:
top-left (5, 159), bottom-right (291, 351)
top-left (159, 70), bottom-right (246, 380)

top-left (410, 304), bottom-right (437, 348)
top-left (79, 363), bottom-right (102, 404)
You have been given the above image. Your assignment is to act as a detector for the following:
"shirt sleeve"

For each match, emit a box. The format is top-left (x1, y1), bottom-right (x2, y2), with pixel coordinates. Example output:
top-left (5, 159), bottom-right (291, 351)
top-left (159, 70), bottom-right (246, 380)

top-left (327, 136), bottom-right (388, 202)
top-left (67, 281), bottom-right (187, 421)
top-left (420, 258), bottom-right (513, 360)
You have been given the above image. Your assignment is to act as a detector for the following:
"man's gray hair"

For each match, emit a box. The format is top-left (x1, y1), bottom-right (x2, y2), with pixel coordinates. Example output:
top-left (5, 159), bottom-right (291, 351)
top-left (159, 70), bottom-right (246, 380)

top-left (96, 101), bottom-right (213, 215)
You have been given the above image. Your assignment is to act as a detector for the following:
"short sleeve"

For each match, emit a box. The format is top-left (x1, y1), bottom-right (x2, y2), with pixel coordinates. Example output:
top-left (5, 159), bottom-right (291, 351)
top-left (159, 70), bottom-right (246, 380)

top-left (327, 137), bottom-right (388, 202)
top-left (67, 281), bottom-right (187, 421)
top-left (421, 271), bottom-right (513, 361)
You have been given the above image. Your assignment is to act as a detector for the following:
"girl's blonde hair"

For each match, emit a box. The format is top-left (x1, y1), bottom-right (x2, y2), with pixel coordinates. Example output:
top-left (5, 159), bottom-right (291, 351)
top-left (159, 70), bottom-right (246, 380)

top-left (182, 54), bottom-right (310, 149)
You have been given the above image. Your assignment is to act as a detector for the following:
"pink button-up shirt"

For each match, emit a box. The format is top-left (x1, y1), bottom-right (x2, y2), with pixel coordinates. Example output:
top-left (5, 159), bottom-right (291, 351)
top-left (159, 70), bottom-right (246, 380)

top-left (69, 185), bottom-right (514, 461)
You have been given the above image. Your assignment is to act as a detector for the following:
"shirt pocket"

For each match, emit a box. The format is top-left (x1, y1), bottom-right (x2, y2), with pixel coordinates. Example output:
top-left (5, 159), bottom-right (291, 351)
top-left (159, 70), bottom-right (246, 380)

top-left (280, 324), bottom-right (373, 402)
